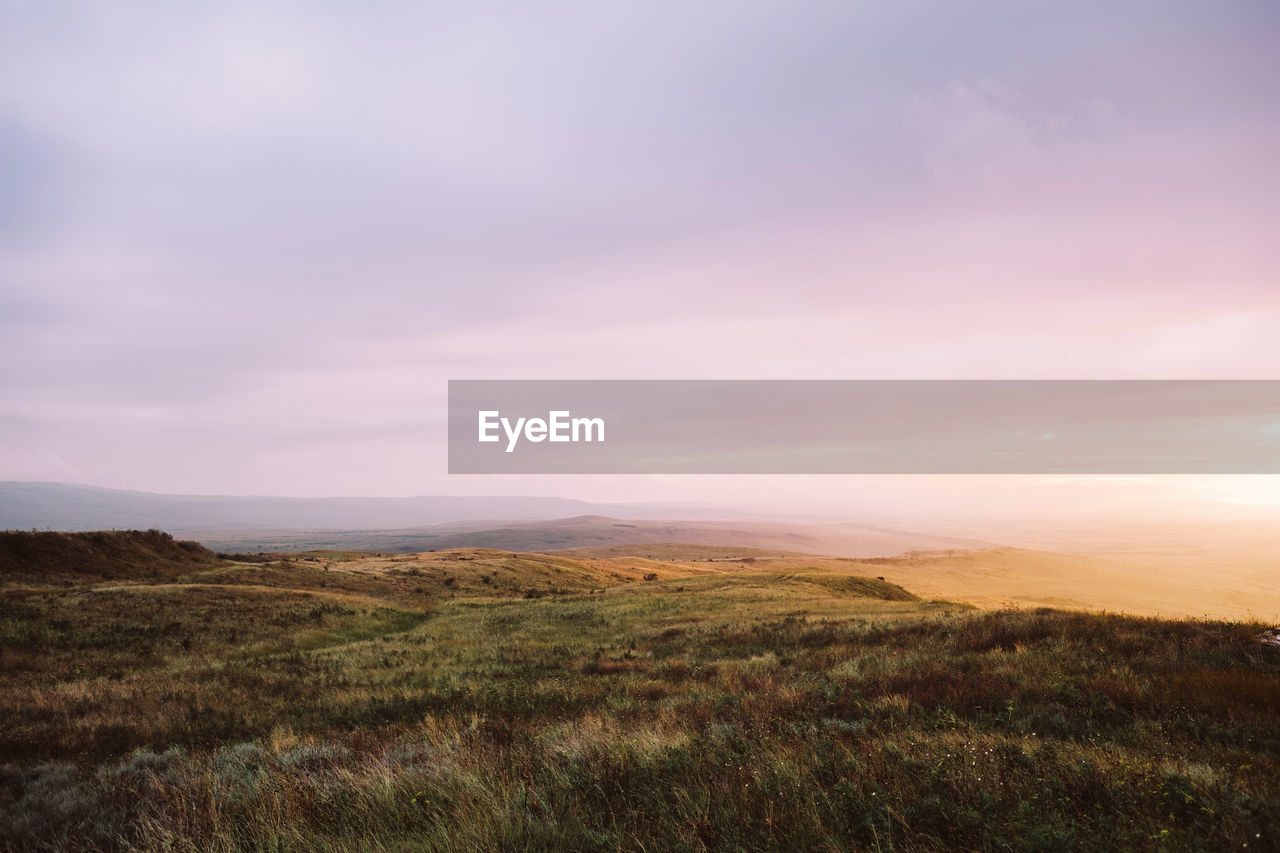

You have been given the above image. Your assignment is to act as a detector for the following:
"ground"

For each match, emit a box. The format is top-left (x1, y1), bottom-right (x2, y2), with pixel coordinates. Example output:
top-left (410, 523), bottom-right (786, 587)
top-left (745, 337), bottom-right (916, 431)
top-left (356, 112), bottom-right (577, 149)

top-left (1, 532), bottom-right (1278, 851)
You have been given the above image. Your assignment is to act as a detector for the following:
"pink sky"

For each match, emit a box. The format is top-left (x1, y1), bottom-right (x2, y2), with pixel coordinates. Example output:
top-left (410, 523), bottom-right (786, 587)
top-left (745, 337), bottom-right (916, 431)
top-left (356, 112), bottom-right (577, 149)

top-left (1, 2), bottom-right (1278, 515)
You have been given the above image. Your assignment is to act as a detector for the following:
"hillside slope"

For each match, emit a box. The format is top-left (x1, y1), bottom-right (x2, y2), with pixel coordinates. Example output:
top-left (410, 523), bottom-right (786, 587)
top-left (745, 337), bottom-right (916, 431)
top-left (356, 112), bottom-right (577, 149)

top-left (551, 543), bottom-right (1280, 622)
top-left (0, 529), bottom-right (219, 583)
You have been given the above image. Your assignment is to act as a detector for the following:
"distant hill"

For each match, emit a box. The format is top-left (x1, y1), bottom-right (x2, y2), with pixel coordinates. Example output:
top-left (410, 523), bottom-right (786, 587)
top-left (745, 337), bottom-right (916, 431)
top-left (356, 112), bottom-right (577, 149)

top-left (0, 529), bottom-right (220, 583)
top-left (0, 482), bottom-right (601, 532)
top-left (0, 483), bottom-right (995, 557)
top-left (194, 514), bottom-right (994, 556)
top-left (424, 516), bottom-right (992, 557)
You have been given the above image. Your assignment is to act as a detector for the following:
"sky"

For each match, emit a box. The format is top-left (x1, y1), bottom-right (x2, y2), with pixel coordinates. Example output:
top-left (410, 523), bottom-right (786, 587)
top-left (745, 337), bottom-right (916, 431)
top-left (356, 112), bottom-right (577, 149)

top-left (1, 1), bottom-right (1279, 513)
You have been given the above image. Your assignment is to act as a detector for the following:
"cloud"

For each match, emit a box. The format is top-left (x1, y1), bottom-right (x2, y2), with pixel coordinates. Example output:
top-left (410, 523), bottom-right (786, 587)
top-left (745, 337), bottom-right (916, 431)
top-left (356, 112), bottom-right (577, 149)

top-left (0, 1), bottom-right (1277, 496)
top-left (904, 80), bottom-right (1088, 191)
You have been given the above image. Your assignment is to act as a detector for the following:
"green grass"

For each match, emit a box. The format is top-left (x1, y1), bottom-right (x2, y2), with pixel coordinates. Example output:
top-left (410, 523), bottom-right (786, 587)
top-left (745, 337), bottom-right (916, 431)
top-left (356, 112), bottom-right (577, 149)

top-left (1, 539), bottom-right (1278, 851)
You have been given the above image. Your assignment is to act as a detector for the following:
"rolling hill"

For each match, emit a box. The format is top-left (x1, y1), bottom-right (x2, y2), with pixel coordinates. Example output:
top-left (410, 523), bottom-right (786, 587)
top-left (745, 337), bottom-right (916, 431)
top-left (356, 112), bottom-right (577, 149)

top-left (2, 529), bottom-right (1277, 850)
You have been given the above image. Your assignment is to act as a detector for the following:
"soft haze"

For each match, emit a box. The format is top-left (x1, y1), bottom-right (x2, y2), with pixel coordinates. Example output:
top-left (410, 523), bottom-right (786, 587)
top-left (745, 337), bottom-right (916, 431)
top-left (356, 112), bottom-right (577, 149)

top-left (1, 2), bottom-right (1278, 512)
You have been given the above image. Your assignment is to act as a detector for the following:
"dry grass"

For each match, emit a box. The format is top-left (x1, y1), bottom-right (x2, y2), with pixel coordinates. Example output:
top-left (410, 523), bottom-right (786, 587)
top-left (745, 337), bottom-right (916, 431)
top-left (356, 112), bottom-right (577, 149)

top-left (1, 532), bottom-right (1278, 850)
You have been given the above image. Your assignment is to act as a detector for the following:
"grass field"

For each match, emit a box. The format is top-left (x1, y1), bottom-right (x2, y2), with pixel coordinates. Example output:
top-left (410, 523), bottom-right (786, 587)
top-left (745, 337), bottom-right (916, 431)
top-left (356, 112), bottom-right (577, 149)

top-left (2, 531), bottom-right (1278, 851)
